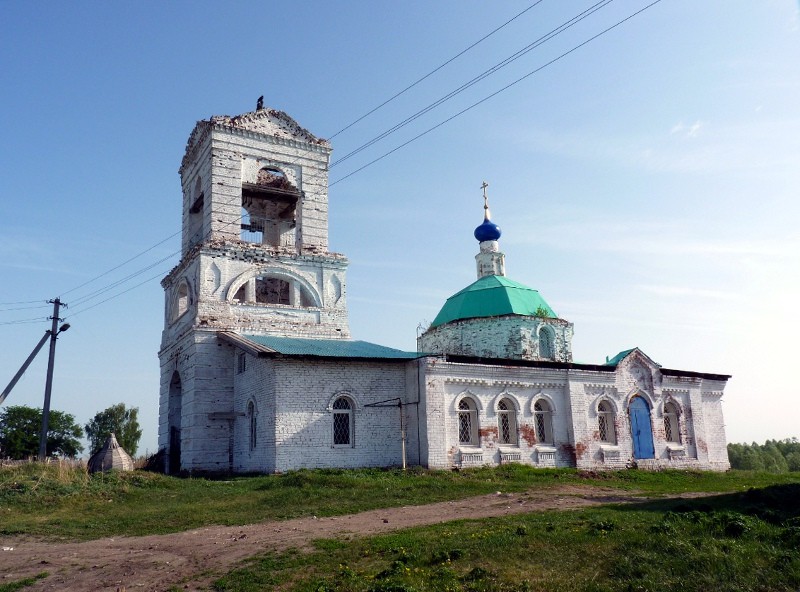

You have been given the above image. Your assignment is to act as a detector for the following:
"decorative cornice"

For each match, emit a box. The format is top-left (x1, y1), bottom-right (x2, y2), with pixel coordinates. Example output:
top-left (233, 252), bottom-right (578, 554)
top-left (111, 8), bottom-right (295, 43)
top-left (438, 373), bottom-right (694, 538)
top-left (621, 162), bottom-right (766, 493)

top-left (662, 387), bottom-right (690, 395)
top-left (444, 377), bottom-right (564, 390)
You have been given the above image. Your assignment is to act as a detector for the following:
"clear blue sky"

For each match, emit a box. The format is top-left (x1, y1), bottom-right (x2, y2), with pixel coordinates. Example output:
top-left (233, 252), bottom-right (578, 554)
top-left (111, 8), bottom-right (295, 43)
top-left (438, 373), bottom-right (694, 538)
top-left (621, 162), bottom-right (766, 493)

top-left (1, 1), bottom-right (798, 457)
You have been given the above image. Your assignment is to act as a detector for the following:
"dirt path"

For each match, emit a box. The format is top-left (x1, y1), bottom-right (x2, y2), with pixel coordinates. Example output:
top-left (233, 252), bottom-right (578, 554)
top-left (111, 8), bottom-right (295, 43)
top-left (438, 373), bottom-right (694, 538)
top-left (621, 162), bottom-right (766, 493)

top-left (0, 486), bottom-right (700, 591)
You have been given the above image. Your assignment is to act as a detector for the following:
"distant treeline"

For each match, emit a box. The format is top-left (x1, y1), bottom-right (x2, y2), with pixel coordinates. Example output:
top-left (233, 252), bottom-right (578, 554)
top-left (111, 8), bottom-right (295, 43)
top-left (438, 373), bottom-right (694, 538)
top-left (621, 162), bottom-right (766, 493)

top-left (728, 439), bottom-right (800, 472)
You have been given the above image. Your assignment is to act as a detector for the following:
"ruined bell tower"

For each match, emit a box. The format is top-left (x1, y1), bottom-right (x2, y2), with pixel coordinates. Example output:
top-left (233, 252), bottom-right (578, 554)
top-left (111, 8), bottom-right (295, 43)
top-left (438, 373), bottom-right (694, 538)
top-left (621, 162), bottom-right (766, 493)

top-left (157, 104), bottom-right (349, 472)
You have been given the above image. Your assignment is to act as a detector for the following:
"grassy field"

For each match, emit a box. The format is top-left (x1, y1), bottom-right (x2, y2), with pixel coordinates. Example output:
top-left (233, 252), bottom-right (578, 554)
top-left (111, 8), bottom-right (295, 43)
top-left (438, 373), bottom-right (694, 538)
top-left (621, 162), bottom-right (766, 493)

top-left (2, 463), bottom-right (800, 591)
top-left (1, 460), bottom-right (798, 540)
top-left (213, 482), bottom-right (800, 592)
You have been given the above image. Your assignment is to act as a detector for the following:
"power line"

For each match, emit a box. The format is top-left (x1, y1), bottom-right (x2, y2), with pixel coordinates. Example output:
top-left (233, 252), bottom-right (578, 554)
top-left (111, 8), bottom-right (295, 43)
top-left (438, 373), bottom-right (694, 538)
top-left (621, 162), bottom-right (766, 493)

top-left (2, 6), bottom-right (573, 315)
top-left (65, 267), bottom-right (174, 319)
top-left (0, 302), bottom-right (51, 313)
top-left (331, 0), bottom-right (664, 186)
top-left (0, 316), bottom-right (50, 326)
top-left (60, 229), bottom-right (182, 298)
top-left (327, 0), bottom-right (546, 140)
top-left (69, 251), bottom-right (180, 308)
top-left (2, 3), bottom-right (663, 325)
top-left (330, 0), bottom-right (615, 169)
top-left (0, 299), bottom-right (50, 306)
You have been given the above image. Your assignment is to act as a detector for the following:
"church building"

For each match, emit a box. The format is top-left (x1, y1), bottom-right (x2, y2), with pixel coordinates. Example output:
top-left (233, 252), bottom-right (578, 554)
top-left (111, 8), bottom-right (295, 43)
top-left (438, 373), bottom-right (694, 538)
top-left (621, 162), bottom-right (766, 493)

top-left (158, 104), bottom-right (731, 474)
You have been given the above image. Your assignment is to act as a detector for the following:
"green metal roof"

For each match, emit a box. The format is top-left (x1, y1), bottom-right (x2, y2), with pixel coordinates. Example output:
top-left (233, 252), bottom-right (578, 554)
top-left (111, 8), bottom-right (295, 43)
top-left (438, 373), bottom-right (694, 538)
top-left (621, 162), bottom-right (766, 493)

top-left (429, 275), bottom-right (557, 329)
top-left (604, 348), bottom-right (637, 366)
top-left (240, 334), bottom-right (422, 359)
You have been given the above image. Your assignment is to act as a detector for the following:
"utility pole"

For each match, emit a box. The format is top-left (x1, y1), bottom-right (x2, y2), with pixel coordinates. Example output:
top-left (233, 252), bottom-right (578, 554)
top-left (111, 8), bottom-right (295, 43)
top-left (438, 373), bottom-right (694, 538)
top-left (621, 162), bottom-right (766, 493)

top-left (38, 298), bottom-right (66, 460)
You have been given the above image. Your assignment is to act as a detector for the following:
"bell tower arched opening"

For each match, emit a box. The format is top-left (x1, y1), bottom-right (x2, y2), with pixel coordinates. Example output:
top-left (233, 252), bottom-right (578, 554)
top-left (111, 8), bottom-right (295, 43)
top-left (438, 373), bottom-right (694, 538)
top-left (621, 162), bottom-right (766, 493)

top-left (241, 167), bottom-right (299, 248)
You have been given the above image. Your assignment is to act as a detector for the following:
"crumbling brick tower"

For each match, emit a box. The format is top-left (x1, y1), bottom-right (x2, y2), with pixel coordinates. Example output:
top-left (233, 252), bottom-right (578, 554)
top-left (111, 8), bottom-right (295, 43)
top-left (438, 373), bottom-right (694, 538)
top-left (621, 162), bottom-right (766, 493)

top-left (158, 105), bottom-right (349, 473)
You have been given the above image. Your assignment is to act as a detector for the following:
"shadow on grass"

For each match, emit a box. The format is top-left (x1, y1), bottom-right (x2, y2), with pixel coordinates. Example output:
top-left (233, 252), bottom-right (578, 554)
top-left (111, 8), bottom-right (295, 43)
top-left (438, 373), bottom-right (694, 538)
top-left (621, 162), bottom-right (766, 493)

top-left (612, 483), bottom-right (800, 524)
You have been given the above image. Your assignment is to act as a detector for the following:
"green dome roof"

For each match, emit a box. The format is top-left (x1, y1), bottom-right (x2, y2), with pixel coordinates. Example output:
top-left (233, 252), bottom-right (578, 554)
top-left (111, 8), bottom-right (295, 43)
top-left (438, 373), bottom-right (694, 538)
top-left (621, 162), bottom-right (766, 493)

top-left (429, 275), bottom-right (557, 328)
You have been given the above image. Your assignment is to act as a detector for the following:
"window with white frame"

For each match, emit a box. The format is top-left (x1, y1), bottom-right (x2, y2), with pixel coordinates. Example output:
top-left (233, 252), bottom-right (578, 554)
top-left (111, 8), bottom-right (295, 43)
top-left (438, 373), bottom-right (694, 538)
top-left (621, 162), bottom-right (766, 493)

top-left (663, 401), bottom-right (680, 443)
top-left (247, 400), bottom-right (256, 450)
top-left (332, 397), bottom-right (354, 447)
top-left (458, 398), bottom-right (479, 446)
top-left (534, 399), bottom-right (554, 444)
top-left (598, 401), bottom-right (616, 444)
top-left (497, 398), bottom-right (518, 445)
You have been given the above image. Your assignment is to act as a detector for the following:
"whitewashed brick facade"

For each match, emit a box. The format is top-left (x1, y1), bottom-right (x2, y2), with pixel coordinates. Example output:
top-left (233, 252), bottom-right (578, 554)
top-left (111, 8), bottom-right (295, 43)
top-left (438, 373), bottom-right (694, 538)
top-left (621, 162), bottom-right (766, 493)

top-left (158, 105), bottom-right (730, 474)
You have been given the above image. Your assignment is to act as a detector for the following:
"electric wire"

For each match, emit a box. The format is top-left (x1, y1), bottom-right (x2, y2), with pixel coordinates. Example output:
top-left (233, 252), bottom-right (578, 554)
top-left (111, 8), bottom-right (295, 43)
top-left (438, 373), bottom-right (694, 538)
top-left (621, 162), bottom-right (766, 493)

top-left (0, 303), bottom-right (52, 313)
top-left (330, 0), bottom-right (614, 168)
top-left (0, 299), bottom-right (51, 306)
top-left (331, 0), bottom-right (663, 186)
top-left (60, 230), bottom-right (182, 298)
top-left (0, 316), bottom-right (51, 326)
top-left (1, 2), bottom-right (662, 325)
top-left (2, 3), bottom-right (596, 318)
top-left (65, 268), bottom-right (175, 320)
top-left (68, 251), bottom-right (180, 308)
top-left (327, 0), bottom-right (545, 140)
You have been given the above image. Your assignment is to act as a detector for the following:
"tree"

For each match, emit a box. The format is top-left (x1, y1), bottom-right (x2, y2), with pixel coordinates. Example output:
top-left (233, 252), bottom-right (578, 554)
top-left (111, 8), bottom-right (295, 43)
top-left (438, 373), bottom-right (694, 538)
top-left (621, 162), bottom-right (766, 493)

top-left (0, 405), bottom-right (84, 459)
top-left (85, 403), bottom-right (142, 456)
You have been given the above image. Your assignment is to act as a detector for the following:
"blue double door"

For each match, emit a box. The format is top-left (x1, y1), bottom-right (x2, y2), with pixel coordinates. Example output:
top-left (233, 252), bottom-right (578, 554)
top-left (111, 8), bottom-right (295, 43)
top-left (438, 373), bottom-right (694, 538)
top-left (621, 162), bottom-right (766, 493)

top-left (629, 396), bottom-right (655, 459)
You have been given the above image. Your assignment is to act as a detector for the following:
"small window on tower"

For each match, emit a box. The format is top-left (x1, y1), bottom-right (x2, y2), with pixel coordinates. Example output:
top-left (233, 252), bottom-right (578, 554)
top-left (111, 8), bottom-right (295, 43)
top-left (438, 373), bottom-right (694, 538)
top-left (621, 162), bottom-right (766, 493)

top-left (539, 327), bottom-right (554, 360)
top-left (237, 352), bottom-right (247, 374)
top-left (187, 177), bottom-right (204, 248)
top-left (172, 281), bottom-right (189, 322)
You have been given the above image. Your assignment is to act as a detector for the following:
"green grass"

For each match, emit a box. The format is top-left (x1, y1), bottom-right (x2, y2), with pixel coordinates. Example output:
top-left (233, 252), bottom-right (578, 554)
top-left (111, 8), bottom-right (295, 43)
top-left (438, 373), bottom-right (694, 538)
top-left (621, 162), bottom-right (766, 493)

top-left (1, 460), bottom-right (798, 540)
top-left (0, 573), bottom-right (48, 592)
top-left (212, 483), bottom-right (800, 592)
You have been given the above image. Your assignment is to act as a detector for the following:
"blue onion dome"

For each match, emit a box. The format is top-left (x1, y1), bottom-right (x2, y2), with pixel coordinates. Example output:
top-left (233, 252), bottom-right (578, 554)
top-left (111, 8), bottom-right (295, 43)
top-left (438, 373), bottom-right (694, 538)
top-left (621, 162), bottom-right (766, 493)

top-left (474, 214), bottom-right (501, 242)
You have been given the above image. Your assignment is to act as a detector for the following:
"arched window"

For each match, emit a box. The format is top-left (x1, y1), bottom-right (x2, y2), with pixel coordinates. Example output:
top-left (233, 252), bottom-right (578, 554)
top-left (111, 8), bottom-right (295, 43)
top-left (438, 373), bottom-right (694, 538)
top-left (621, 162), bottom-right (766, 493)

top-left (173, 281), bottom-right (189, 322)
top-left (663, 401), bottom-right (681, 443)
top-left (332, 397), bottom-right (354, 447)
top-left (247, 401), bottom-right (257, 451)
top-left (497, 398), bottom-right (518, 445)
top-left (457, 398), bottom-right (479, 446)
top-left (534, 400), bottom-right (554, 444)
top-left (539, 328), bottom-right (554, 359)
top-left (598, 401), bottom-right (616, 444)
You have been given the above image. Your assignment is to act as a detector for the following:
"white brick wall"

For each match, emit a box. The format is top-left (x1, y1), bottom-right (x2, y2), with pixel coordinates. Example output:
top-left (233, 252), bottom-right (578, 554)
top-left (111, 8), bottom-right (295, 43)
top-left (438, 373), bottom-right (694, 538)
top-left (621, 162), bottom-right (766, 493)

top-left (232, 356), bottom-right (417, 472)
top-left (419, 315), bottom-right (574, 362)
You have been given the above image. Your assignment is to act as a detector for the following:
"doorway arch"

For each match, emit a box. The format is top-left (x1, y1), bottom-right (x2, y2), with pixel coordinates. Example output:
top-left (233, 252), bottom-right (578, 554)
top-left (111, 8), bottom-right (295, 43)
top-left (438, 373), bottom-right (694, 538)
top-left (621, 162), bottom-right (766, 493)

top-left (167, 371), bottom-right (182, 473)
top-left (629, 396), bottom-right (654, 459)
